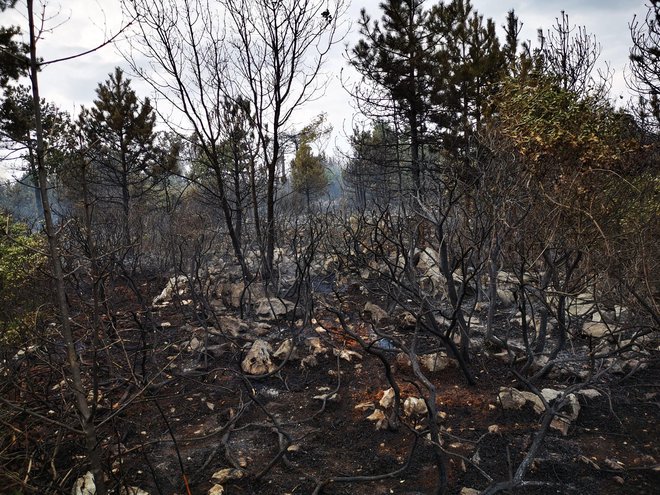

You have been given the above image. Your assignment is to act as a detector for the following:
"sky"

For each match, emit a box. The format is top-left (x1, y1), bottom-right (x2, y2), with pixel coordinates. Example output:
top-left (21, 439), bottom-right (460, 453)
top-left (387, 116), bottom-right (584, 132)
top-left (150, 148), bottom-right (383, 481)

top-left (0, 0), bottom-right (651, 179)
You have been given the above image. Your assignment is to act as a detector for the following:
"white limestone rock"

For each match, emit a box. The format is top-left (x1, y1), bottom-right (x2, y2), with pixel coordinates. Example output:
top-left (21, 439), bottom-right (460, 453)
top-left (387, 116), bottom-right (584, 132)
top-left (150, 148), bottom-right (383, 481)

top-left (255, 297), bottom-right (295, 319)
top-left (153, 276), bottom-right (188, 306)
top-left (273, 339), bottom-right (301, 361)
top-left (379, 388), bottom-right (395, 409)
top-left (208, 485), bottom-right (224, 495)
top-left (241, 340), bottom-right (275, 375)
top-left (582, 321), bottom-right (612, 339)
top-left (71, 472), bottom-right (95, 495)
top-left (420, 352), bottom-right (452, 372)
top-left (211, 468), bottom-right (245, 483)
top-left (403, 397), bottom-right (428, 417)
top-left (364, 302), bottom-right (388, 323)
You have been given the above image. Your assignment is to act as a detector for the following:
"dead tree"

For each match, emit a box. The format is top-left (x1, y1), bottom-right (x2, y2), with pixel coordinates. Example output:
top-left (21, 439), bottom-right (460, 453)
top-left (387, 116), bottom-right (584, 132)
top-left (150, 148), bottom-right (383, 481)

top-left (123, 0), bottom-right (252, 280)
top-left (25, 0), bottom-right (107, 492)
top-left (221, 0), bottom-right (347, 281)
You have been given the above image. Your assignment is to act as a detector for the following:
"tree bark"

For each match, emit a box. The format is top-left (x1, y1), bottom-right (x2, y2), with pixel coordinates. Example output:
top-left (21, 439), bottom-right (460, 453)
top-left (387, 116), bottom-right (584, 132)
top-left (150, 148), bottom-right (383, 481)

top-left (27, 1), bottom-right (107, 491)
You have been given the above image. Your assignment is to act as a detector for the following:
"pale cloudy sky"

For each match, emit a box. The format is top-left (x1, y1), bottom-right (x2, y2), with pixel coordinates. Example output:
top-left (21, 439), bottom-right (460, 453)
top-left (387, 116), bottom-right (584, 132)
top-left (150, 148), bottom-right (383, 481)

top-left (0, 0), bottom-right (650, 179)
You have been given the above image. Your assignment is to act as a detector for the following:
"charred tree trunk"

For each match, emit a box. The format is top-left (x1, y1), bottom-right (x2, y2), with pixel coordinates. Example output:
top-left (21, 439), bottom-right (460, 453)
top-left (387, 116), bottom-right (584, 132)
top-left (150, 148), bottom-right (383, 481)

top-left (27, 1), bottom-right (107, 491)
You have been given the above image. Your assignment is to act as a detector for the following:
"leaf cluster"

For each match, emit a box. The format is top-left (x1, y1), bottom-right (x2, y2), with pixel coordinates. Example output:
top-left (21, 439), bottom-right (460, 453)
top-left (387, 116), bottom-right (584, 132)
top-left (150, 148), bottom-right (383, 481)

top-left (493, 77), bottom-right (639, 183)
top-left (0, 213), bottom-right (47, 341)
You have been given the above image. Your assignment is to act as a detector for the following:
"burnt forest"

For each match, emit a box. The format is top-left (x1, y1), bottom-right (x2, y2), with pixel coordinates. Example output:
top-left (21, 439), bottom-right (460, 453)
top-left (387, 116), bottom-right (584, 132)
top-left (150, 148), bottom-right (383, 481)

top-left (0, 1), bottom-right (658, 494)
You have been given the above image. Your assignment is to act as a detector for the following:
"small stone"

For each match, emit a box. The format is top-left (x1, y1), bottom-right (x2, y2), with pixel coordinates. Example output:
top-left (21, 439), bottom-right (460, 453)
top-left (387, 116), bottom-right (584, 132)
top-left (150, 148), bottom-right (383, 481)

top-left (241, 340), bottom-right (275, 375)
top-left (493, 350), bottom-right (511, 363)
top-left (497, 387), bottom-right (527, 410)
top-left (550, 417), bottom-right (571, 436)
top-left (224, 281), bottom-right (264, 308)
top-left (273, 339), bottom-right (300, 361)
top-left (216, 315), bottom-right (249, 338)
top-left (497, 288), bottom-right (516, 306)
top-left (403, 397), bottom-right (428, 417)
top-left (488, 424), bottom-right (500, 434)
top-left (531, 355), bottom-right (550, 371)
top-left (207, 485), bottom-right (224, 495)
top-left (253, 322), bottom-right (272, 336)
top-left (577, 389), bottom-right (602, 399)
top-left (354, 401), bottom-right (374, 411)
top-left (582, 321), bottom-right (612, 339)
top-left (152, 276), bottom-right (188, 306)
top-left (366, 409), bottom-right (389, 430)
top-left (119, 488), bottom-right (149, 495)
top-left (399, 311), bottom-right (417, 327)
top-left (541, 388), bottom-right (560, 402)
top-left (300, 355), bottom-right (318, 368)
top-left (305, 337), bottom-right (327, 356)
top-left (313, 392), bottom-right (340, 402)
top-left (613, 476), bottom-right (625, 485)
top-left (379, 388), bottom-right (395, 409)
top-left (72, 472), bottom-right (96, 495)
top-left (211, 468), bottom-right (245, 483)
top-left (333, 348), bottom-right (362, 362)
top-left (519, 391), bottom-right (545, 414)
top-left (604, 458), bottom-right (625, 470)
top-left (366, 409), bottom-right (385, 422)
top-left (460, 489), bottom-right (480, 495)
top-left (420, 352), bottom-right (452, 372)
top-left (395, 352), bottom-right (411, 368)
top-left (364, 302), bottom-right (388, 322)
top-left (189, 337), bottom-right (201, 351)
top-left (254, 297), bottom-right (295, 319)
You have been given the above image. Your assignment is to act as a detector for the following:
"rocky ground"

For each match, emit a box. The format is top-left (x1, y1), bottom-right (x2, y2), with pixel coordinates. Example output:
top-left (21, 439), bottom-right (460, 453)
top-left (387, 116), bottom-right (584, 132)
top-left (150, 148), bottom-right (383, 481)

top-left (7, 251), bottom-right (659, 495)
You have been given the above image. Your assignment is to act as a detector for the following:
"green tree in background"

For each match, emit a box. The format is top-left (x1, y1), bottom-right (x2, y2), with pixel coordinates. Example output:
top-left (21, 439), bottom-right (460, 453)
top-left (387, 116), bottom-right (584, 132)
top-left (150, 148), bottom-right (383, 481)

top-left (430, 0), bottom-right (503, 166)
top-left (0, 212), bottom-right (46, 342)
top-left (78, 67), bottom-right (157, 245)
top-left (0, 85), bottom-right (72, 216)
top-left (630, 0), bottom-right (660, 128)
top-left (489, 75), bottom-right (643, 265)
top-left (291, 115), bottom-right (330, 207)
top-left (345, 122), bottom-right (402, 208)
top-left (352, 0), bottom-right (505, 187)
top-left (352, 0), bottom-right (434, 191)
top-left (0, 0), bottom-right (28, 88)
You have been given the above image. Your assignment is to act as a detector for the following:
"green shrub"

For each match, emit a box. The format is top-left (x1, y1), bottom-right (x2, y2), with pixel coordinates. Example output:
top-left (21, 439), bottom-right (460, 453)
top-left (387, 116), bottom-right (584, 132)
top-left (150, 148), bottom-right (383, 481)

top-left (0, 212), bottom-right (48, 343)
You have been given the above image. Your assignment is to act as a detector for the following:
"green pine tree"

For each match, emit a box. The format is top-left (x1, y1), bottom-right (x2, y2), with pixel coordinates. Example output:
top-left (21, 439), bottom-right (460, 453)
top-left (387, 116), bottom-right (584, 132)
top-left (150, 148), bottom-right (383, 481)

top-left (345, 122), bottom-right (402, 207)
top-left (351, 0), bottom-right (436, 191)
top-left (78, 67), bottom-right (157, 244)
top-left (0, 1), bottom-right (28, 88)
top-left (429, 0), bottom-right (504, 167)
top-left (291, 115), bottom-right (330, 207)
top-left (0, 85), bottom-right (72, 215)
